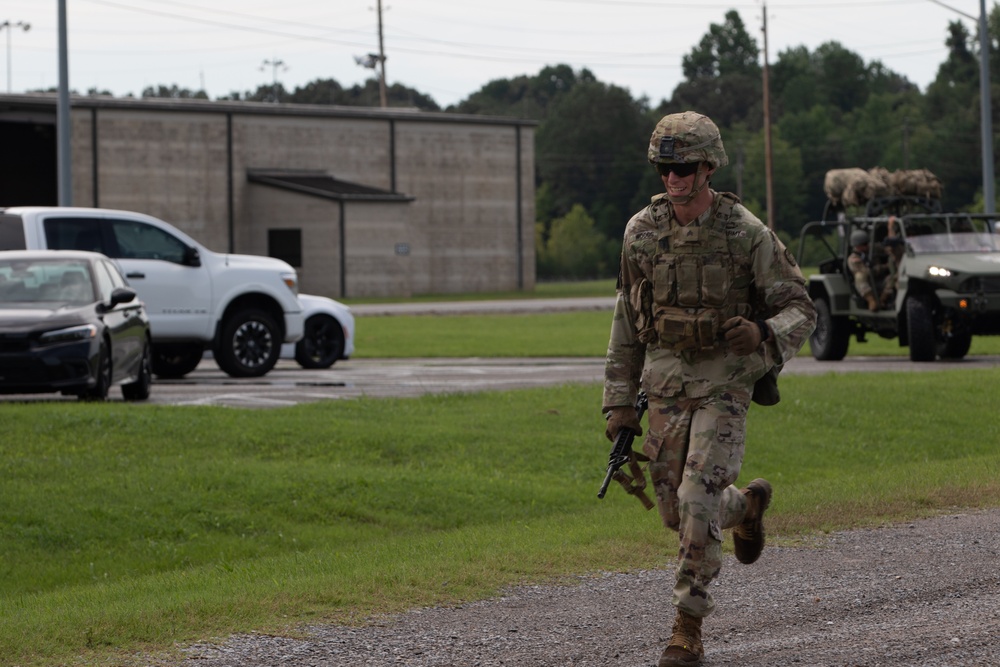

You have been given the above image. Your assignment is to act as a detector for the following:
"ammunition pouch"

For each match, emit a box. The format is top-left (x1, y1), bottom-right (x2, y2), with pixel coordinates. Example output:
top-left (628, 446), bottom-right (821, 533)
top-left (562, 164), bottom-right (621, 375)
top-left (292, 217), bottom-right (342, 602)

top-left (653, 306), bottom-right (721, 352)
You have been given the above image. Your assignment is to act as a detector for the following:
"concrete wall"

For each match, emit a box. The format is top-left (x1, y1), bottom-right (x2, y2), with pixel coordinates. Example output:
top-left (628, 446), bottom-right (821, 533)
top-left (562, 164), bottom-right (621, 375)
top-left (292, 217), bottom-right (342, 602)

top-left (15, 95), bottom-right (536, 298)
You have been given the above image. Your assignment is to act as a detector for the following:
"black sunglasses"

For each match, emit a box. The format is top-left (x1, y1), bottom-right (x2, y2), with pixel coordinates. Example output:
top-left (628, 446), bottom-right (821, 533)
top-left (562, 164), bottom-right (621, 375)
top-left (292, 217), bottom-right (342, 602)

top-left (656, 162), bottom-right (702, 178)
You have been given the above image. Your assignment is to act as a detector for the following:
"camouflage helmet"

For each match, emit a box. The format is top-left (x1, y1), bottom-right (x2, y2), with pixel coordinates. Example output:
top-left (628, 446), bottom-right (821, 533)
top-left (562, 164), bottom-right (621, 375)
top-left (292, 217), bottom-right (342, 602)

top-left (648, 111), bottom-right (729, 168)
top-left (850, 230), bottom-right (869, 247)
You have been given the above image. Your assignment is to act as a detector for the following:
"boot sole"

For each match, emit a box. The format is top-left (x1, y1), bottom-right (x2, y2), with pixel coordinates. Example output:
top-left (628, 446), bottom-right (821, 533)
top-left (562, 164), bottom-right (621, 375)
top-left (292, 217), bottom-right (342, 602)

top-left (734, 478), bottom-right (771, 565)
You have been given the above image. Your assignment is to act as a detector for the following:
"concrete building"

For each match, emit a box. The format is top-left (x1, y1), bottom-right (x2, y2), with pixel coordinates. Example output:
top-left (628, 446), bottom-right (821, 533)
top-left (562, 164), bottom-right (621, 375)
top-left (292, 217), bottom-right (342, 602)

top-left (0, 93), bottom-right (536, 298)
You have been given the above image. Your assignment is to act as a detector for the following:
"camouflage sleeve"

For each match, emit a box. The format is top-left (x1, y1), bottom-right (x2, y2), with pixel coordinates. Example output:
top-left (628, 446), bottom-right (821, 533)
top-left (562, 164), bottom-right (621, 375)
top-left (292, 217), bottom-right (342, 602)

top-left (602, 216), bottom-right (649, 412)
top-left (752, 227), bottom-right (817, 365)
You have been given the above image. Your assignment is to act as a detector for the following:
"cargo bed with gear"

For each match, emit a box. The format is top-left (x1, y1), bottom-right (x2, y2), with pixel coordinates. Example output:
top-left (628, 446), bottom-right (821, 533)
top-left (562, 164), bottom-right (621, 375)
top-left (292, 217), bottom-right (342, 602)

top-left (797, 168), bottom-right (1000, 361)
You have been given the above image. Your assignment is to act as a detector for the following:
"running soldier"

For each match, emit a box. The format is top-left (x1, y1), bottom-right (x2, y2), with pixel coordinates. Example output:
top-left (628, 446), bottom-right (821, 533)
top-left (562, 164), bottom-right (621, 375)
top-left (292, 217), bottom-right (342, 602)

top-left (602, 111), bottom-right (816, 667)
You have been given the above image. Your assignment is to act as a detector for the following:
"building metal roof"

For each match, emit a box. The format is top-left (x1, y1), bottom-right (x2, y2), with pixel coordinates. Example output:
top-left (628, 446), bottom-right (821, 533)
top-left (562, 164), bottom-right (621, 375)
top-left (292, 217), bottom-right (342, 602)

top-left (247, 169), bottom-right (414, 202)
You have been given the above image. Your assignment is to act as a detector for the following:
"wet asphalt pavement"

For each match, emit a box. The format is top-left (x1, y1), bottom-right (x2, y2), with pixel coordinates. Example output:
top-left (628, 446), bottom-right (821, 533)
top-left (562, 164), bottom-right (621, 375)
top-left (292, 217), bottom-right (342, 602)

top-left (6, 297), bottom-right (1000, 407)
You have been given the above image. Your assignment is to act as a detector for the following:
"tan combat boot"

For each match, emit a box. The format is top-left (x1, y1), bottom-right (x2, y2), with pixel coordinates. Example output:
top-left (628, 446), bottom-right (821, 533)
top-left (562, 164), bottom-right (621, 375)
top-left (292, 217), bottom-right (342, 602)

top-left (733, 478), bottom-right (772, 565)
top-left (659, 610), bottom-right (704, 667)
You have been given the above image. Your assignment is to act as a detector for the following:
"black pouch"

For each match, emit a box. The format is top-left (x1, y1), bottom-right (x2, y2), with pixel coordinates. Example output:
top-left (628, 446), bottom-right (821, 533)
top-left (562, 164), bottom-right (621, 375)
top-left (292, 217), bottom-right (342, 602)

top-left (752, 364), bottom-right (781, 406)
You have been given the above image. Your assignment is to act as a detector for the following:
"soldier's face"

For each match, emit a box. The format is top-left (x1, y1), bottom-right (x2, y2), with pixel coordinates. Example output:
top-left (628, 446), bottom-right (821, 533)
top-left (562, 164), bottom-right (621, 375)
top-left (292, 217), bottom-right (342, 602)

top-left (658, 162), bottom-right (713, 197)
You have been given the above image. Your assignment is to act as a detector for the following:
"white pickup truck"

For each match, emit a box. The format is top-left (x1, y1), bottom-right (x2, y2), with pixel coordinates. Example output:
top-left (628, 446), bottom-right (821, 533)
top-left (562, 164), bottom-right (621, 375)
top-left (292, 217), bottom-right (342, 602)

top-left (0, 206), bottom-right (304, 378)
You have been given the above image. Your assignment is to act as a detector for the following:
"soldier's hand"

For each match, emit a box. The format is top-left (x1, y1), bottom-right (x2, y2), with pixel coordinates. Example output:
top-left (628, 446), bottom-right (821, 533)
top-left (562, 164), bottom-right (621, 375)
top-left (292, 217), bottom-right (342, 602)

top-left (605, 406), bottom-right (643, 442)
top-left (723, 316), bottom-right (764, 356)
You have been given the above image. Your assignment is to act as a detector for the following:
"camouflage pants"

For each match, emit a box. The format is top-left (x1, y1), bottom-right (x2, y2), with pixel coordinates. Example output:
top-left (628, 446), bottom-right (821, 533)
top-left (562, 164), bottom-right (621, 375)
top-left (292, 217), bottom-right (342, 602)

top-left (643, 391), bottom-right (751, 618)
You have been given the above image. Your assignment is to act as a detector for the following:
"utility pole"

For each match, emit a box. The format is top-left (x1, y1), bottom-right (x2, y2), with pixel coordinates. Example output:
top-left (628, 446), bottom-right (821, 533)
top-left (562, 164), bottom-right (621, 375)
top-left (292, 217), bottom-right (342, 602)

top-left (761, 2), bottom-right (775, 230)
top-left (1, 19), bottom-right (30, 93)
top-left (978, 0), bottom-right (995, 213)
top-left (376, 0), bottom-right (387, 107)
top-left (57, 0), bottom-right (71, 206)
top-left (260, 58), bottom-right (286, 103)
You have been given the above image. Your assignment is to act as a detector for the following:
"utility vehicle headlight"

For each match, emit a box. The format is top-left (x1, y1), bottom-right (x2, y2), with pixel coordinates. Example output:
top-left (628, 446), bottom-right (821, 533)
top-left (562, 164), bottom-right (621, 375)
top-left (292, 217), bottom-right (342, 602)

top-left (928, 266), bottom-right (953, 278)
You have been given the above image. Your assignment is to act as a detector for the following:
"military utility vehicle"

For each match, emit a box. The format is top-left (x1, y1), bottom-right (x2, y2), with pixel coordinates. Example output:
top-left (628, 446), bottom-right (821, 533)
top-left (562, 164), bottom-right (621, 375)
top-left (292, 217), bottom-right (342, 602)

top-left (797, 194), bottom-right (1000, 361)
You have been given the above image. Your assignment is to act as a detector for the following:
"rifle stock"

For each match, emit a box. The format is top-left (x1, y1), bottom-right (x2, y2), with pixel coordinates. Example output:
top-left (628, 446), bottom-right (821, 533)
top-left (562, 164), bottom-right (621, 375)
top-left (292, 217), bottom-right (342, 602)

top-left (597, 392), bottom-right (648, 499)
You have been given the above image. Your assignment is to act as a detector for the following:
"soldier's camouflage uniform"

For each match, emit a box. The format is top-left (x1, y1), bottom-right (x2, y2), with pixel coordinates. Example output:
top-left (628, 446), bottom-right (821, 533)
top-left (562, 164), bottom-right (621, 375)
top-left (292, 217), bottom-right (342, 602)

top-left (847, 249), bottom-right (876, 299)
top-left (603, 189), bottom-right (816, 618)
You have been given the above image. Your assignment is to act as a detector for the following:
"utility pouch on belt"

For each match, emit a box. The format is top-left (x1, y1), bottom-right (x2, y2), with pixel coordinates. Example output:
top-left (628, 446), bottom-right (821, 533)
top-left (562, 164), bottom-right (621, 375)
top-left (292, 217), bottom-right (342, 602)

top-left (654, 306), bottom-right (720, 351)
top-left (752, 364), bottom-right (782, 406)
top-left (629, 278), bottom-right (657, 344)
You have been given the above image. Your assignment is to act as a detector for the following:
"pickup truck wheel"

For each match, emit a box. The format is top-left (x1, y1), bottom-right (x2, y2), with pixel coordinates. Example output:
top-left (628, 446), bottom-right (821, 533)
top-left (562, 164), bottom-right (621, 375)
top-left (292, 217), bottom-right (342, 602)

top-left (216, 309), bottom-right (280, 377)
top-left (122, 341), bottom-right (153, 401)
top-left (907, 296), bottom-right (936, 362)
top-left (152, 343), bottom-right (204, 379)
top-left (295, 314), bottom-right (345, 369)
top-left (810, 297), bottom-right (850, 361)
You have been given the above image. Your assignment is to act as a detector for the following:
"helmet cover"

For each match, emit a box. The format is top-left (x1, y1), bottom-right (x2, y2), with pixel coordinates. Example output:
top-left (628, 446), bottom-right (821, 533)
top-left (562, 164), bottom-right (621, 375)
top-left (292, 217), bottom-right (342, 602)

top-left (648, 111), bottom-right (729, 168)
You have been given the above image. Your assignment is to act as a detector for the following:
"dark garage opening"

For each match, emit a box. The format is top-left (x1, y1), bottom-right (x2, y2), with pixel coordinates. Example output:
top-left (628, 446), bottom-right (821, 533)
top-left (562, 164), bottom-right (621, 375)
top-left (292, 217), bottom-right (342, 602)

top-left (0, 120), bottom-right (57, 206)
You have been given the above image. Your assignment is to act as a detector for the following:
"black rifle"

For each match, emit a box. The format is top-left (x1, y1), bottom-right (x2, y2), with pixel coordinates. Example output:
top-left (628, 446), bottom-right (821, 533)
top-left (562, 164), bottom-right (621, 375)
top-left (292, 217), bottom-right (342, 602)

top-left (597, 391), bottom-right (649, 499)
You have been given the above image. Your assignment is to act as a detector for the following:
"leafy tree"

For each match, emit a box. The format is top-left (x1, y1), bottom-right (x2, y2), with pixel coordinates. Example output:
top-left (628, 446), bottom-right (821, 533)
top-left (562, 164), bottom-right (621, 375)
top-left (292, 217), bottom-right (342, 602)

top-left (682, 9), bottom-right (760, 78)
top-left (450, 64), bottom-right (593, 118)
top-left (535, 80), bottom-right (651, 242)
top-left (536, 204), bottom-right (613, 279)
top-left (665, 10), bottom-right (762, 128)
top-left (141, 85), bottom-right (208, 100)
top-left (712, 125), bottom-right (805, 235)
top-left (812, 42), bottom-right (870, 113)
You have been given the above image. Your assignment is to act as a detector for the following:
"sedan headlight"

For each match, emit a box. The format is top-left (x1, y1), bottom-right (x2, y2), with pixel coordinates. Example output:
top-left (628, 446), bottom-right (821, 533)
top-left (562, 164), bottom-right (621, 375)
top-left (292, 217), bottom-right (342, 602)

top-left (928, 266), bottom-right (953, 278)
top-left (38, 324), bottom-right (98, 345)
top-left (280, 271), bottom-right (299, 296)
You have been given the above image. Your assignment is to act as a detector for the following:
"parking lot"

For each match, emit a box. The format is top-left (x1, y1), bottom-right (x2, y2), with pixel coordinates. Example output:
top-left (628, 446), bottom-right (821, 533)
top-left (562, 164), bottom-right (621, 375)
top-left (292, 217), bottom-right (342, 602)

top-left (5, 353), bottom-right (1000, 407)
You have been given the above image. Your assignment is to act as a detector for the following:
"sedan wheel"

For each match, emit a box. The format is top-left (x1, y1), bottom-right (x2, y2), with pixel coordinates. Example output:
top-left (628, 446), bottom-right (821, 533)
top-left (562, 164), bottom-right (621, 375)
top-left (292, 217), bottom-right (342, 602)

top-left (295, 314), bottom-right (345, 369)
top-left (80, 342), bottom-right (111, 401)
top-left (122, 341), bottom-right (152, 401)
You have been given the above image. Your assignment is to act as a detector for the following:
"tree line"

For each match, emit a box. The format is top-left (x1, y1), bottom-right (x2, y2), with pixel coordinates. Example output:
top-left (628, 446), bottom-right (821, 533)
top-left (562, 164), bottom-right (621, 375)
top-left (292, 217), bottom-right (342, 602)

top-left (74, 7), bottom-right (1000, 279)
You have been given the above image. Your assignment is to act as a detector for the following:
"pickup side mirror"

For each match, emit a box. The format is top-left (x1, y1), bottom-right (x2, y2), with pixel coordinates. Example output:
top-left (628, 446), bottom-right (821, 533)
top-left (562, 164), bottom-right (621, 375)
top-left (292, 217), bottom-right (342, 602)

top-left (184, 246), bottom-right (201, 267)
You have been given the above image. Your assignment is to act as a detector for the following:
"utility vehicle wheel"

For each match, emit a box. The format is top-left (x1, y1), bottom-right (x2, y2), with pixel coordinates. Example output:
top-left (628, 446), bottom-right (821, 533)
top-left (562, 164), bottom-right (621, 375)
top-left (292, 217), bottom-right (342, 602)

top-left (152, 343), bottom-right (204, 378)
top-left (907, 296), bottom-right (936, 362)
top-left (215, 309), bottom-right (280, 378)
top-left (810, 297), bottom-right (850, 361)
top-left (122, 340), bottom-right (153, 401)
top-left (295, 314), bottom-right (345, 369)
top-left (937, 330), bottom-right (972, 360)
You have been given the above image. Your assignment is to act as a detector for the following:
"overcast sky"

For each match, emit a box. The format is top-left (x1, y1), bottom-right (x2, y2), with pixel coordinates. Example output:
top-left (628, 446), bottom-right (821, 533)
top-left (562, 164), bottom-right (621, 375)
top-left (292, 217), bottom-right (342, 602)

top-left (1, 1), bottom-right (989, 108)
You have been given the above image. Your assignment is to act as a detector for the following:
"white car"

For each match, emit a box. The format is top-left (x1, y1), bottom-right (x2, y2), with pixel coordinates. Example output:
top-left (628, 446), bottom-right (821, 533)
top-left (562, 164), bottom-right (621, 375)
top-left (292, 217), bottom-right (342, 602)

top-left (282, 293), bottom-right (355, 369)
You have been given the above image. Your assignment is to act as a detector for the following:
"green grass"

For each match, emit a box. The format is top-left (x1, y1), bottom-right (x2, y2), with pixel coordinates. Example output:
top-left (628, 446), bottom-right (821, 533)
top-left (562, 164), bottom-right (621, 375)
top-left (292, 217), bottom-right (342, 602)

top-left (341, 278), bottom-right (617, 305)
top-left (353, 311), bottom-right (613, 357)
top-left (3, 371), bottom-right (1000, 666)
top-left (351, 308), bottom-right (1000, 358)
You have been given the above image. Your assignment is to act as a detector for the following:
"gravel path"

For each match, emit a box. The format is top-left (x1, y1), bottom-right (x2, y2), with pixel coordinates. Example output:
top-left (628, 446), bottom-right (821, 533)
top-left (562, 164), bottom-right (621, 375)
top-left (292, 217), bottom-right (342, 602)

top-left (179, 508), bottom-right (1000, 667)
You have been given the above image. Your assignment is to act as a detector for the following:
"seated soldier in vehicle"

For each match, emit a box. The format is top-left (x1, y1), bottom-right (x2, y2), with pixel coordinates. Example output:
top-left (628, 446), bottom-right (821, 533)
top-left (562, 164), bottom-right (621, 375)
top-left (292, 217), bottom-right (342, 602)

top-left (847, 229), bottom-right (879, 311)
top-left (879, 215), bottom-right (904, 307)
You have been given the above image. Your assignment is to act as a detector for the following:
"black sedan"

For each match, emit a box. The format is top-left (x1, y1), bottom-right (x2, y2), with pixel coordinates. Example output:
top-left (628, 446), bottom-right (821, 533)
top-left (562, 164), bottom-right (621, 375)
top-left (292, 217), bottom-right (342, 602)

top-left (0, 250), bottom-right (152, 400)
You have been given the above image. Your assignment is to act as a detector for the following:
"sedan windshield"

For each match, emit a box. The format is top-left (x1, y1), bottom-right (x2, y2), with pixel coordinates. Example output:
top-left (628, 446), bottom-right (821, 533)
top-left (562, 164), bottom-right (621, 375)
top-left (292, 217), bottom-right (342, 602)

top-left (0, 258), bottom-right (96, 305)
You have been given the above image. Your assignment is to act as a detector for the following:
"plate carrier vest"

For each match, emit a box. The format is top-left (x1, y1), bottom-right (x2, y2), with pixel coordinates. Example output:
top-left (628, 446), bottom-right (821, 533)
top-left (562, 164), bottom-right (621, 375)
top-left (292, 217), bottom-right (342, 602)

top-left (641, 191), bottom-right (755, 351)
